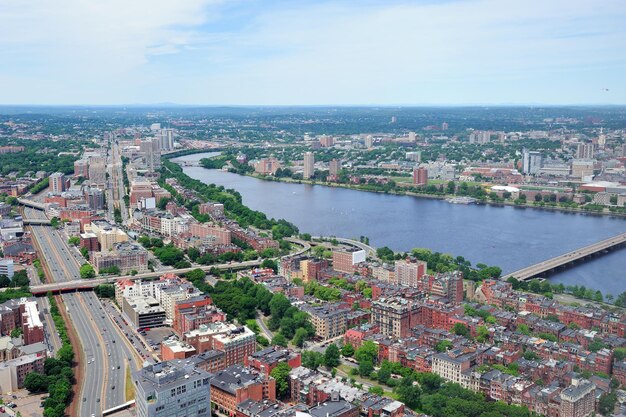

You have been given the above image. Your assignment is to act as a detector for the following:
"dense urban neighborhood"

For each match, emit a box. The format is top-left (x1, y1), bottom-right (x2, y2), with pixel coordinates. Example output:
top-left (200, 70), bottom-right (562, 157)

top-left (0, 106), bottom-right (626, 417)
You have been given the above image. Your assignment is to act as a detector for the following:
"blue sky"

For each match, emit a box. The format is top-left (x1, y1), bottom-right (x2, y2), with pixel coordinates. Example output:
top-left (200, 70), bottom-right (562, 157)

top-left (1, 0), bottom-right (625, 105)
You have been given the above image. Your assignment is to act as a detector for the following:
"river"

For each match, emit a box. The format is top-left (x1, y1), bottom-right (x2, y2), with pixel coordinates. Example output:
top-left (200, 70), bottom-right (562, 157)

top-left (172, 152), bottom-right (626, 295)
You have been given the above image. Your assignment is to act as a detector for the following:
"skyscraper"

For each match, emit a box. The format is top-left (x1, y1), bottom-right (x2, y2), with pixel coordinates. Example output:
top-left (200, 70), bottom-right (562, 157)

top-left (303, 152), bottom-right (314, 179)
top-left (159, 128), bottom-right (174, 151)
top-left (140, 138), bottom-right (161, 172)
top-left (522, 149), bottom-right (542, 175)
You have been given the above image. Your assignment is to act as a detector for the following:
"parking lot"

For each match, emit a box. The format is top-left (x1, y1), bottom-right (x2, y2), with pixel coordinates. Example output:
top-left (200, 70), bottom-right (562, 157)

top-left (3, 390), bottom-right (46, 417)
top-left (143, 327), bottom-right (178, 352)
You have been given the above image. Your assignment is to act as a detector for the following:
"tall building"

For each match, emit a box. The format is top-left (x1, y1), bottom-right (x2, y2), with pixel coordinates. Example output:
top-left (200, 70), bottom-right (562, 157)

top-left (84, 187), bottom-right (104, 210)
top-left (364, 135), bottom-right (373, 148)
top-left (159, 128), bottom-right (174, 151)
top-left (409, 132), bottom-right (416, 142)
top-left (303, 152), bottom-right (315, 179)
top-left (442, 122), bottom-right (449, 130)
top-left (133, 361), bottom-right (211, 417)
top-left (413, 167), bottom-right (428, 186)
top-left (394, 259), bottom-right (427, 287)
top-left (73, 159), bottom-right (89, 178)
top-left (319, 135), bottom-right (334, 147)
top-left (88, 156), bottom-right (107, 187)
top-left (332, 249), bottom-right (366, 274)
top-left (329, 159), bottom-right (340, 179)
top-left (522, 149), bottom-right (542, 175)
top-left (371, 297), bottom-right (420, 338)
top-left (49, 172), bottom-right (66, 194)
top-left (559, 379), bottom-right (596, 417)
top-left (140, 138), bottom-right (161, 172)
top-left (576, 143), bottom-right (594, 159)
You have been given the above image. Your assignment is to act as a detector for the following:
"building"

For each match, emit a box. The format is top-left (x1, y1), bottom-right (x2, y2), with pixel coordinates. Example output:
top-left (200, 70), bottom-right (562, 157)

top-left (571, 159), bottom-right (594, 179)
top-left (74, 159), bottom-right (89, 178)
top-left (413, 167), bottom-right (428, 186)
top-left (246, 346), bottom-right (302, 376)
top-left (121, 296), bottom-right (166, 329)
top-left (189, 223), bottom-right (232, 245)
top-left (92, 242), bottom-right (148, 274)
top-left (394, 259), bottom-right (427, 288)
top-left (328, 159), bottom-right (341, 180)
top-left (319, 135), bottom-right (334, 147)
top-left (559, 379), bottom-right (596, 417)
top-left (159, 128), bottom-right (174, 151)
top-left (86, 220), bottom-right (129, 251)
top-left (184, 323), bottom-right (256, 367)
top-left (431, 349), bottom-right (479, 388)
top-left (0, 352), bottom-right (46, 393)
top-left (309, 400), bottom-right (359, 417)
top-left (84, 187), bottom-right (105, 210)
top-left (302, 304), bottom-right (347, 340)
top-left (304, 152), bottom-right (315, 179)
top-left (371, 298), bottom-right (420, 338)
top-left (49, 172), bottom-right (66, 194)
top-left (576, 143), bottom-right (594, 159)
top-left (79, 232), bottom-right (99, 252)
top-left (210, 365), bottom-right (276, 417)
top-left (88, 156), bottom-right (107, 187)
top-left (140, 138), bottom-right (161, 172)
top-left (133, 360), bottom-right (211, 417)
top-left (522, 149), bottom-right (542, 175)
top-left (254, 157), bottom-right (282, 175)
top-left (332, 249), bottom-right (367, 274)
top-left (160, 339), bottom-right (197, 361)
top-left (0, 259), bottom-right (14, 279)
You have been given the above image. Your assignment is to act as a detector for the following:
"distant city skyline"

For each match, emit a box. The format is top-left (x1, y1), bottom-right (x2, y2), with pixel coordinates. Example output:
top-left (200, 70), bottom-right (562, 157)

top-left (1, 0), bottom-right (625, 105)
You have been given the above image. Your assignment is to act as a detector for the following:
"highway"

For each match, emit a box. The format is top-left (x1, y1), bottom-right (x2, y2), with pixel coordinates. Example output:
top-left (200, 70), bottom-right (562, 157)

top-left (24, 206), bottom-right (140, 416)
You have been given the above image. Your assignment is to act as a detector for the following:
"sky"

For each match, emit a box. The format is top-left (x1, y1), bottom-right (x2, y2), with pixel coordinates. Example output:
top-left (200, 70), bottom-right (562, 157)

top-left (1, 0), bottom-right (625, 105)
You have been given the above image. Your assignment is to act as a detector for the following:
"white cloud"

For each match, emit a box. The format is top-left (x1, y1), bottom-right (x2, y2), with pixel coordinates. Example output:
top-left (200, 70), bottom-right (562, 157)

top-left (1, 0), bottom-right (625, 104)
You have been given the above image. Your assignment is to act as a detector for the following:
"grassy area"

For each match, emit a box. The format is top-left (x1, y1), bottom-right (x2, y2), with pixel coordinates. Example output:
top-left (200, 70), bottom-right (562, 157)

top-left (125, 365), bottom-right (135, 401)
top-left (337, 364), bottom-right (399, 399)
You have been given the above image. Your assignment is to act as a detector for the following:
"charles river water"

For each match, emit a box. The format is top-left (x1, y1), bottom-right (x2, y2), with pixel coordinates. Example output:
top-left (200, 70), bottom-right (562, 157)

top-left (173, 153), bottom-right (626, 295)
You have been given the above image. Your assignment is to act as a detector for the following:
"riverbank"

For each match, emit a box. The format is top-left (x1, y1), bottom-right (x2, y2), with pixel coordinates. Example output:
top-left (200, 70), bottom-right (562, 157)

top-left (228, 170), bottom-right (626, 220)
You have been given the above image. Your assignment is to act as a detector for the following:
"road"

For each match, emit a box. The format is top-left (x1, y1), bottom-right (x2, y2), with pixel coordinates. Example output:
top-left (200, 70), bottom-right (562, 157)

top-left (36, 297), bottom-right (62, 354)
top-left (312, 236), bottom-right (377, 258)
top-left (24, 206), bottom-right (140, 416)
top-left (29, 259), bottom-right (264, 294)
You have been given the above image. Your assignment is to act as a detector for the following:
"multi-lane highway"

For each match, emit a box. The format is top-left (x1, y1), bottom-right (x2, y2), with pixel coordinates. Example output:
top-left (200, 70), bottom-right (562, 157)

top-left (24, 207), bottom-right (140, 416)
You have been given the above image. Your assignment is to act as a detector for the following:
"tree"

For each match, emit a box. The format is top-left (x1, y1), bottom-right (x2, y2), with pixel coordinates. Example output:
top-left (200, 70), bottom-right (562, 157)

top-left (355, 341), bottom-right (378, 364)
top-left (341, 343), bottom-right (355, 357)
top-left (67, 236), bottom-right (80, 246)
top-left (79, 264), bottom-right (95, 279)
top-left (476, 325), bottom-right (489, 343)
top-left (271, 333), bottom-right (287, 347)
top-left (324, 344), bottom-right (340, 368)
top-left (395, 376), bottom-right (421, 409)
top-left (452, 323), bottom-right (470, 337)
top-left (358, 359), bottom-right (374, 377)
top-left (369, 386), bottom-right (384, 396)
top-left (517, 324), bottom-right (530, 335)
top-left (261, 259), bottom-right (278, 272)
top-left (302, 351), bottom-right (324, 370)
top-left (270, 362), bottom-right (291, 398)
top-left (598, 392), bottom-right (617, 416)
top-left (292, 327), bottom-right (308, 348)
top-left (435, 340), bottom-right (453, 352)
top-left (24, 372), bottom-right (49, 393)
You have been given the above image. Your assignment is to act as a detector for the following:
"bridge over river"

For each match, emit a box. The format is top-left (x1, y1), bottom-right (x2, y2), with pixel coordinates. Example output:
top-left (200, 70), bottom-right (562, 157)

top-left (502, 231), bottom-right (626, 281)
